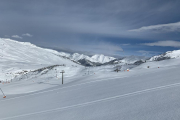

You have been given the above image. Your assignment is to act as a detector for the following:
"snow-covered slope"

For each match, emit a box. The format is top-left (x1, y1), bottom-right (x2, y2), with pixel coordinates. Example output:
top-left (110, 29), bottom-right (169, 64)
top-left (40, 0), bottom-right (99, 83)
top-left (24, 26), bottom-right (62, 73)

top-left (0, 38), bottom-right (80, 65)
top-left (1, 52), bottom-right (180, 120)
top-left (0, 38), bottom-right (83, 81)
top-left (149, 50), bottom-right (180, 61)
top-left (1, 41), bottom-right (180, 120)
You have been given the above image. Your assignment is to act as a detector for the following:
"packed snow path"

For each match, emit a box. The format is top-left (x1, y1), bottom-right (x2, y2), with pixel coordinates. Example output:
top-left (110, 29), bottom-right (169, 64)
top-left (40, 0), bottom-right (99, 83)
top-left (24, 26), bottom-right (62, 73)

top-left (0, 64), bottom-right (180, 120)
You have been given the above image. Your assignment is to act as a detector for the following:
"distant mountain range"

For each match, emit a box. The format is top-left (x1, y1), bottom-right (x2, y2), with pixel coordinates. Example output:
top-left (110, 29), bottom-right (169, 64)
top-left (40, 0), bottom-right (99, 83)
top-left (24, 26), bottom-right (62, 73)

top-left (64, 50), bottom-right (180, 66)
top-left (149, 50), bottom-right (180, 61)
top-left (57, 51), bottom-right (149, 66)
top-left (1, 37), bottom-right (180, 84)
top-left (1, 38), bottom-right (179, 68)
top-left (57, 52), bottom-right (116, 66)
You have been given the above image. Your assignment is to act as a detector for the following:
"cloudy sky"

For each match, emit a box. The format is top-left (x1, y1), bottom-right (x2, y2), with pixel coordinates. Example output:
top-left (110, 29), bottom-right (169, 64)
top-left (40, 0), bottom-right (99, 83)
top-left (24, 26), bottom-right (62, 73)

top-left (1, 0), bottom-right (180, 57)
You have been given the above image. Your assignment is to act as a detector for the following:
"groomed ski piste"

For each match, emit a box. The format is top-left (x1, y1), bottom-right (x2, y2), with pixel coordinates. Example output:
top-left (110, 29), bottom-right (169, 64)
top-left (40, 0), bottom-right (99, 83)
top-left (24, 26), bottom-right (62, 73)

top-left (1, 38), bottom-right (180, 120)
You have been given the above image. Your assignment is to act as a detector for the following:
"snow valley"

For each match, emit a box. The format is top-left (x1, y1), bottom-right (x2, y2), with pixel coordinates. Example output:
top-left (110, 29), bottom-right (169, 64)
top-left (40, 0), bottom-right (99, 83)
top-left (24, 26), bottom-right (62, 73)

top-left (1, 38), bottom-right (180, 120)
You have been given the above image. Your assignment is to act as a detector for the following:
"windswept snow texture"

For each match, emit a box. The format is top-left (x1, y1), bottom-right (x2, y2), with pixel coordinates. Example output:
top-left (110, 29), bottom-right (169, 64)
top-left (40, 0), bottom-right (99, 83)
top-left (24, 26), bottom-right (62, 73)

top-left (1, 38), bottom-right (180, 120)
top-left (1, 46), bottom-right (180, 119)
top-left (149, 50), bottom-right (180, 61)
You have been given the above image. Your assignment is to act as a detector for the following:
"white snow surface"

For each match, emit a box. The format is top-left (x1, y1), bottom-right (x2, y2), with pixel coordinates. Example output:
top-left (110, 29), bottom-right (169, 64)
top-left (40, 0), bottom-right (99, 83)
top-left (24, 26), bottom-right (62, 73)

top-left (0, 38), bottom-right (83, 82)
top-left (1, 38), bottom-right (180, 120)
top-left (149, 49), bottom-right (180, 61)
top-left (1, 49), bottom-right (180, 119)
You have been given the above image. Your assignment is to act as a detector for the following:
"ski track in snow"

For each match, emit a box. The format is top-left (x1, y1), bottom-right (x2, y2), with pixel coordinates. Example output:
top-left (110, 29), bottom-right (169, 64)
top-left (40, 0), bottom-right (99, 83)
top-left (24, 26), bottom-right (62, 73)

top-left (1, 82), bottom-right (180, 120)
top-left (0, 69), bottom-right (163, 102)
top-left (0, 75), bottom-right (129, 102)
top-left (1, 39), bottom-right (180, 120)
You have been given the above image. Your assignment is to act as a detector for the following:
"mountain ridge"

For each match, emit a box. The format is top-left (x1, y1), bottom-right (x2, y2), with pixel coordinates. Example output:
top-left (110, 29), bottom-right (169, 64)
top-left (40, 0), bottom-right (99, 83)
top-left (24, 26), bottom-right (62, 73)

top-left (149, 50), bottom-right (180, 61)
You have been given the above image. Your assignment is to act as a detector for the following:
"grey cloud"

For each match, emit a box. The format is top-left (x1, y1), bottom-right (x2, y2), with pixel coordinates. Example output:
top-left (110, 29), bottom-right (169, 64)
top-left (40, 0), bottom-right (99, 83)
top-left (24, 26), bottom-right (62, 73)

top-left (92, 42), bottom-right (123, 52)
top-left (121, 44), bottom-right (130, 46)
top-left (129, 22), bottom-right (180, 32)
top-left (142, 40), bottom-right (180, 47)
top-left (41, 40), bottom-right (123, 56)
top-left (137, 50), bottom-right (162, 56)
top-left (11, 35), bottom-right (22, 39)
top-left (22, 33), bottom-right (33, 37)
top-left (4, 35), bottom-right (10, 38)
top-left (69, 42), bottom-right (123, 56)
top-left (1, 0), bottom-right (179, 37)
top-left (0, 0), bottom-right (180, 55)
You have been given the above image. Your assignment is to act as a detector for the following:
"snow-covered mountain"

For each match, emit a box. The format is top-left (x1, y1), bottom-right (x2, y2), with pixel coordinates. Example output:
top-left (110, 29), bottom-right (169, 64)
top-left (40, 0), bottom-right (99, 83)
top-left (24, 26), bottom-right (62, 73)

top-left (1, 47), bottom-right (180, 120)
top-left (119, 56), bottom-right (147, 64)
top-left (0, 38), bottom-right (83, 81)
top-left (58, 52), bottom-right (116, 66)
top-left (0, 38), bottom-right (81, 65)
top-left (43, 48), bottom-right (148, 66)
top-left (112, 56), bottom-right (148, 65)
top-left (2, 39), bottom-right (180, 120)
top-left (71, 53), bottom-right (96, 62)
top-left (91, 54), bottom-right (116, 63)
top-left (149, 50), bottom-right (180, 61)
top-left (63, 53), bottom-right (148, 66)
